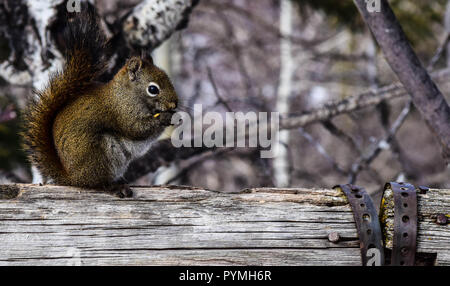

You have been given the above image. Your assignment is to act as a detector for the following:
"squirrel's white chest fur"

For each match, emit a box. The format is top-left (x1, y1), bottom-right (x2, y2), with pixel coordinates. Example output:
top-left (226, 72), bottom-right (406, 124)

top-left (103, 135), bottom-right (156, 179)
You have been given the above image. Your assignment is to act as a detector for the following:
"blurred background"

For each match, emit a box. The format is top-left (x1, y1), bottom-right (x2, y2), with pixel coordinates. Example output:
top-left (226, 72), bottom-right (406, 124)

top-left (1, 0), bottom-right (449, 203)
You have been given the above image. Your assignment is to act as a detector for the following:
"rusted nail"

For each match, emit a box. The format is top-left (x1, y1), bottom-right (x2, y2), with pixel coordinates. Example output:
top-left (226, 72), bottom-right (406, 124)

top-left (328, 232), bottom-right (340, 243)
top-left (436, 214), bottom-right (448, 225)
top-left (418, 186), bottom-right (429, 194)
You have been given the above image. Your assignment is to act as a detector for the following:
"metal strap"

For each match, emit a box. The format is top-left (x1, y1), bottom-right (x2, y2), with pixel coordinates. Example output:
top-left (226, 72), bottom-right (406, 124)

top-left (334, 184), bottom-right (385, 266)
top-left (388, 182), bottom-right (418, 266)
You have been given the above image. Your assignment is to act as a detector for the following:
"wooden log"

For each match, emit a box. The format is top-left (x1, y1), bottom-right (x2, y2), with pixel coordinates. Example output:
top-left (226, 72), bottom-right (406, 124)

top-left (0, 184), bottom-right (360, 266)
top-left (0, 184), bottom-right (448, 265)
top-left (380, 186), bottom-right (450, 265)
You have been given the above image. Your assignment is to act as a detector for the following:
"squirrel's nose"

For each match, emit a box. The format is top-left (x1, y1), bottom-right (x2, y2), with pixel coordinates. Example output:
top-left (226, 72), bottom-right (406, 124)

top-left (167, 102), bottom-right (177, 110)
top-left (158, 102), bottom-right (177, 112)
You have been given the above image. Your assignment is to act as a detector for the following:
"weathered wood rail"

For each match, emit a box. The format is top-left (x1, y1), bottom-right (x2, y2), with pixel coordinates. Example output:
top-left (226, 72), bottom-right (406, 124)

top-left (0, 184), bottom-right (448, 266)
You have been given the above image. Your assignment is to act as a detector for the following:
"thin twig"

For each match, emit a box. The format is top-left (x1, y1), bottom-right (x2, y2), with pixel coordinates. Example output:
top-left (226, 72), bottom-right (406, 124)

top-left (166, 148), bottom-right (235, 184)
top-left (216, 9), bottom-right (255, 98)
top-left (427, 33), bottom-right (450, 70)
top-left (348, 100), bottom-right (412, 183)
top-left (207, 66), bottom-right (233, 112)
top-left (298, 128), bottom-right (347, 175)
top-left (322, 120), bottom-right (362, 154)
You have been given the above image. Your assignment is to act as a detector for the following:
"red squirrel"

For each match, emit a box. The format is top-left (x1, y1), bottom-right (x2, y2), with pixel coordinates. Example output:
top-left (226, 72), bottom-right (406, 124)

top-left (22, 7), bottom-right (178, 197)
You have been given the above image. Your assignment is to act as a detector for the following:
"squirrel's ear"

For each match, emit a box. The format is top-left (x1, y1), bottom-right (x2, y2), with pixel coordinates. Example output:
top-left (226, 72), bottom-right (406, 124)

top-left (127, 57), bottom-right (142, 81)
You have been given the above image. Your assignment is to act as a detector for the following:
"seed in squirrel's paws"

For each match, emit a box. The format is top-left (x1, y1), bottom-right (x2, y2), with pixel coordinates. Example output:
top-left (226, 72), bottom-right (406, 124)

top-left (153, 113), bottom-right (160, 118)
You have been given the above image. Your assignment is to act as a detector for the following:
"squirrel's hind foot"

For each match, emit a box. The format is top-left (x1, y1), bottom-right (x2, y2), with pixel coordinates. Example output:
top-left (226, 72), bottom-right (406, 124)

top-left (106, 184), bottom-right (133, 198)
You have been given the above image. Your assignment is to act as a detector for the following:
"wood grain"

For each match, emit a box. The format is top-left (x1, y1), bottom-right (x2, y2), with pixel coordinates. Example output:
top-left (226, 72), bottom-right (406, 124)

top-left (380, 186), bottom-right (450, 265)
top-left (0, 184), bottom-right (448, 265)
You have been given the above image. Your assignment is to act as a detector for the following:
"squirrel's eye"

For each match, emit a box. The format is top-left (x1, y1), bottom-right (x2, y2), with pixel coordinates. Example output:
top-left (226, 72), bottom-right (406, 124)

top-left (147, 82), bottom-right (160, 97)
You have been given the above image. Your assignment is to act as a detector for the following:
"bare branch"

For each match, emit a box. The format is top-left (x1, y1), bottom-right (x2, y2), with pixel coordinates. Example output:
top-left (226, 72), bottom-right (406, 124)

top-left (353, 0), bottom-right (450, 162)
top-left (348, 100), bottom-right (412, 183)
top-left (281, 68), bottom-right (450, 130)
top-left (124, 69), bottom-right (450, 183)
top-left (215, 9), bottom-right (255, 98)
top-left (322, 120), bottom-right (362, 154)
top-left (428, 33), bottom-right (450, 70)
top-left (207, 66), bottom-right (233, 112)
top-left (203, 1), bottom-right (339, 47)
top-left (166, 148), bottom-right (235, 184)
top-left (298, 128), bottom-right (347, 175)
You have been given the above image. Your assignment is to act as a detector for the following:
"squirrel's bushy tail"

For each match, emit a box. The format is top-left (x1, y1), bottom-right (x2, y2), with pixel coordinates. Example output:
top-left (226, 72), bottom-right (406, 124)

top-left (22, 7), bottom-right (108, 184)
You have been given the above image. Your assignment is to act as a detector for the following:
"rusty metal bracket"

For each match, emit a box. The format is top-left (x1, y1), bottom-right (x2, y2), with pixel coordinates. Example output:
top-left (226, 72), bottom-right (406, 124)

top-left (334, 184), bottom-right (385, 266)
top-left (388, 182), bottom-right (418, 266)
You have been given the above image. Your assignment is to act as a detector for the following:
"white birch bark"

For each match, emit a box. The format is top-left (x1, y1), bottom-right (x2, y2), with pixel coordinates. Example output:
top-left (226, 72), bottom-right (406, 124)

top-left (0, 0), bottom-right (64, 89)
top-left (1, 0), bottom-right (197, 87)
top-left (123, 0), bottom-right (197, 49)
top-left (151, 38), bottom-right (180, 185)
top-left (273, 0), bottom-right (293, 187)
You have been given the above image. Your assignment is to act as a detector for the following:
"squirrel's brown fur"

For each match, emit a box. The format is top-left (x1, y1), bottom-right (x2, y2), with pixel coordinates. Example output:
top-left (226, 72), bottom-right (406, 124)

top-left (22, 7), bottom-right (177, 191)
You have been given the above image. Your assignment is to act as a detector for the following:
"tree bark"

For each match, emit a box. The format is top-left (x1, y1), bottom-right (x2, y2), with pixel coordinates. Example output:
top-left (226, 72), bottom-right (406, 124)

top-left (123, 0), bottom-right (198, 49)
top-left (273, 0), bottom-right (293, 187)
top-left (0, 0), bottom-right (199, 89)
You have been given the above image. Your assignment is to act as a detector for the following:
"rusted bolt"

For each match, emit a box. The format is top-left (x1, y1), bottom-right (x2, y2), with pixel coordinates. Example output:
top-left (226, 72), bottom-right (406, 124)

top-left (436, 214), bottom-right (448, 225)
top-left (328, 232), bottom-right (340, 243)
top-left (418, 186), bottom-right (429, 194)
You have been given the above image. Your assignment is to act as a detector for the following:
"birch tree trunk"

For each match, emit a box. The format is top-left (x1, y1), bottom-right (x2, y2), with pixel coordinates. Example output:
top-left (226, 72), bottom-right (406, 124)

top-left (0, 0), bottom-right (198, 92)
top-left (150, 37), bottom-right (181, 185)
top-left (273, 0), bottom-right (293, 187)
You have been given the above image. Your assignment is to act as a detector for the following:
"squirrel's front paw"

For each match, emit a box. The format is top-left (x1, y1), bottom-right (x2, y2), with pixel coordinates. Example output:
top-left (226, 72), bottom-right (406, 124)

top-left (107, 184), bottom-right (133, 198)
